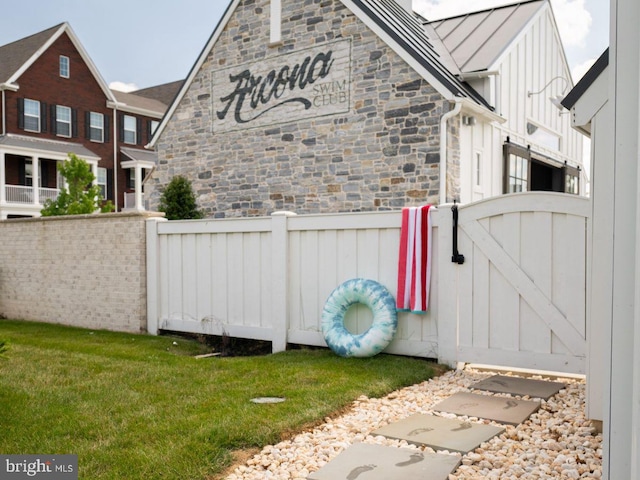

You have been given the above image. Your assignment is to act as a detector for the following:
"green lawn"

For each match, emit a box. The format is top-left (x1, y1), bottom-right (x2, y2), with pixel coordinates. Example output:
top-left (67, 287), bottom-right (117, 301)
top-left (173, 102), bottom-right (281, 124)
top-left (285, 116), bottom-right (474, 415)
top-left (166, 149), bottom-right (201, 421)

top-left (0, 321), bottom-right (441, 480)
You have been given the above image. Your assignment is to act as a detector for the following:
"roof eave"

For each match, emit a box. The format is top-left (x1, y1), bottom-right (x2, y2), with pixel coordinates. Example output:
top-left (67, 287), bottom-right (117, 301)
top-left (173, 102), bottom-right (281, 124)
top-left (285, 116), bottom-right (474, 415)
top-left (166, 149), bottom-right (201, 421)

top-left (107, 100), bottom-right (164, 118)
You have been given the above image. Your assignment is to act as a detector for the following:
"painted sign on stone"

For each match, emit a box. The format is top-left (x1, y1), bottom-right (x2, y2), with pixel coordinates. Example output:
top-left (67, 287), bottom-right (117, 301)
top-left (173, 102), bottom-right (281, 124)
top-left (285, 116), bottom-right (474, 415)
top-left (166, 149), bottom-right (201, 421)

top-left (212, 39), bottom-right (351, 132)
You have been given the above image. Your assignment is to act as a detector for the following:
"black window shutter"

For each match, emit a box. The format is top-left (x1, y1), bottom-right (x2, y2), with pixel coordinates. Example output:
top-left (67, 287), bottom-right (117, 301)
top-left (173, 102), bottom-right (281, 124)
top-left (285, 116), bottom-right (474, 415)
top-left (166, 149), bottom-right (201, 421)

top-left (104, 115), bottom-right (110, 143)
top-left (106, 168), bottom-right (114, 201)
top-left (18, 162), bottom-right (25, 184)
top-left (85, 111), bottom-right (91, 139)
top-left (50, 105), bottom-right (57, 135)
top-left (136, 117), bottom-right (143, 145)
top-left (40, 102), bottom-right (47, 132)
top-left (17, 98), bottom-right (24, 129)
top-left (71, 108), bottom-right (78, 137)
top-left (118, 113), bottom-right (124, 142)
top-left (41, 162), bottom-right (49, 187)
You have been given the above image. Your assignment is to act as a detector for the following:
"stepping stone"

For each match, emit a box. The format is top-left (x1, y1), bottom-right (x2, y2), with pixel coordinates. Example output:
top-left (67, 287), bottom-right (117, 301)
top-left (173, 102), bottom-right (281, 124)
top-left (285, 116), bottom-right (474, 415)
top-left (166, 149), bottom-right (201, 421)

top-left (472, 374), bottom-right (565, 400)
top-left (433, 392), bottom-right (540, 426)
top-left (307, 443), bottom-right (460, 480)
top-left (372, 413), bottom-right (504, 454)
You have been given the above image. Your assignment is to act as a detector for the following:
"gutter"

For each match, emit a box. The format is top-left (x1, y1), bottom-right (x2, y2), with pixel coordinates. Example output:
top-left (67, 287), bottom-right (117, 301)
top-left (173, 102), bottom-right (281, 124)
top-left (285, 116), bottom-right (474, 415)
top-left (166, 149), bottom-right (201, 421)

top-left (112, 105), bottom-right (119, 211)
top-left (1, 90), bottom-right (5, 136)
top-left (439, 101), bottom-right (462, 205)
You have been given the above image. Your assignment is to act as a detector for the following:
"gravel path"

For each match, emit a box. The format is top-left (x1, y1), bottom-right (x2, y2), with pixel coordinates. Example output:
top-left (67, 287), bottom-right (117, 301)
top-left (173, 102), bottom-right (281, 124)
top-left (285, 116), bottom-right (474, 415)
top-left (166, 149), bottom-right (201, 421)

top-left (225, 366), bottom-right (602, 479)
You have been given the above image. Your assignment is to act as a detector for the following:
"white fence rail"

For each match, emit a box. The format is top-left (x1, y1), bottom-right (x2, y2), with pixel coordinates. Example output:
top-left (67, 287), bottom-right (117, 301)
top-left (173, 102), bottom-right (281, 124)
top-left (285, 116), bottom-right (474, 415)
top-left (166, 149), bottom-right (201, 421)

top-left (147, 210), bottom-right (441, 358)
top-left (147, 193), bottom-right (588, 371)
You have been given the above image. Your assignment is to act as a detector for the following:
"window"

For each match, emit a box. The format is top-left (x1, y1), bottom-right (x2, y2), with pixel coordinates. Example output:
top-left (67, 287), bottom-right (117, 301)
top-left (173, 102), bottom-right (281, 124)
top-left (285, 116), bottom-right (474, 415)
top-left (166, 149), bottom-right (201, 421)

top-left (503, 141), bottom-right (580, 195)
top-left (507, 152), bottom-right (528, 193)
top-left (59, 56), bottom-right (69, 78)
top-left (564, 165), bottom-right (581, 195)
top-left (475, 152), bottom-right (482, 188)
top-left (89, 112), bottom-right (104, 142)
top-left (150, 120), bottom-right (159, 136)
top-left (123, 115), bottom-right (136, 144)
top-left (56, 106), bottom-right (71, 137)
top-left (23, 99), bottom-right (41, 132)
top-left (24, 160), bottom-right (33, 187)
top-left (97, 167), bottom-right (107, 198)
top-left (127, 168), bottom-right (136, 190)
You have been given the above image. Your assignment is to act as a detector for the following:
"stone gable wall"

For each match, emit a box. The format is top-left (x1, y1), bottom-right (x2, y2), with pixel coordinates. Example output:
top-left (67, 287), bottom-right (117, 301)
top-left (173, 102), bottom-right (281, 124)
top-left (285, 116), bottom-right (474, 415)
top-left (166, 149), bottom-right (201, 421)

top-left (0, 212), bottom-right (162, 332)
top-left (149, 0), bottom-right (460, 217)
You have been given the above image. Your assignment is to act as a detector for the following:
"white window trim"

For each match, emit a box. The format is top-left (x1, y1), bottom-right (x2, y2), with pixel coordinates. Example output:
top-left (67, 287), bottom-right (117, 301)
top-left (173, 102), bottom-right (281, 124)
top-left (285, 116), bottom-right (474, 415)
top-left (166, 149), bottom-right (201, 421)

top-left (56, 105), bottom-right (72, 138)
top-left (23, 99), bottom-right (40, 133)
top-left (124, 115), bottom-right (136, 144)
top-left (90, 112), bottom-right (104, 143)
top-left (59, 55), bottom-right (70, 78)
top-left (97, 167), bottom-right (107, 198)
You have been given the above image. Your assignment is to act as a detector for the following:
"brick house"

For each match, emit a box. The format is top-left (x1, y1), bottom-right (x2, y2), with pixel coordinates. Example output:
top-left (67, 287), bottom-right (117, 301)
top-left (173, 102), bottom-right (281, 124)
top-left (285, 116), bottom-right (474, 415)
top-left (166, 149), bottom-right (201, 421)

top-left (0, 22), bottom-right (175, 219)
top-left (148, 0), bottom-right (583, 217)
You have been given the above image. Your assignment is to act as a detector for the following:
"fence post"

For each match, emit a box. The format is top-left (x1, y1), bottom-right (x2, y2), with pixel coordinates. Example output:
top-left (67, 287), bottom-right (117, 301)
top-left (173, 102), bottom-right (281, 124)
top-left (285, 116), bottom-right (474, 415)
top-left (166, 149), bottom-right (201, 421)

top-left (436, 205), bottom-right (458, 367)
top-left (146, 217), bottom-right (168, 335)
top-left (271, 211), bottom-right (296, 353)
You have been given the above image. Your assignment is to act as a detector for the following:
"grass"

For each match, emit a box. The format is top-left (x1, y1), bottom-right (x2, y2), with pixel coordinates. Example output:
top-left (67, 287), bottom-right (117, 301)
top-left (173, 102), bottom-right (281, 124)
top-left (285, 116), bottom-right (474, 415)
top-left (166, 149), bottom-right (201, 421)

top-left (0, 320), bottom-right (442, 480)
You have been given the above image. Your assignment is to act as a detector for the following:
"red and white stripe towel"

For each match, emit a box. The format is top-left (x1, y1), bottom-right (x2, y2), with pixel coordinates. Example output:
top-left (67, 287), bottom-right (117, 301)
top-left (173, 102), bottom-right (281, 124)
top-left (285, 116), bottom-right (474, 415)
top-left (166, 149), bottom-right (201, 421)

top-left (396, 205), bottom-right (433, 313)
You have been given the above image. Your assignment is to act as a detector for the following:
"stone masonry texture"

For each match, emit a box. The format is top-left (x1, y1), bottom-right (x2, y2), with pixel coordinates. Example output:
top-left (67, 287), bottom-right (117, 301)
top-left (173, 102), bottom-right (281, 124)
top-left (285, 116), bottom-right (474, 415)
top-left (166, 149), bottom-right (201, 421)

top-left (0, 212), bottom-right (162, 332)
top-left (148, 0), bottom-right (461, 217)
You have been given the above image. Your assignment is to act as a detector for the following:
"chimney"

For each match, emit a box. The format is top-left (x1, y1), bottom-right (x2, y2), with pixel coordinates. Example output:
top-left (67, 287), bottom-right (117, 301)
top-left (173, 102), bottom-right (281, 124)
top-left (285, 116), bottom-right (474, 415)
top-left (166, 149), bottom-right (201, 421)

top-left (396, 0), bottom-right (413, 14)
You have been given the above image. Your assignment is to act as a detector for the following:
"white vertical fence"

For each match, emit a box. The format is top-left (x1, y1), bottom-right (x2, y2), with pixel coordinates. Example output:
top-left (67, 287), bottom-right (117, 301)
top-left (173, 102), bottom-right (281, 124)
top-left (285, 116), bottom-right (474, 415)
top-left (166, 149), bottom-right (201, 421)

top-left (146, 210), bottom-right (442, 359)
top-left (146, 193), bottom-right (588, 371)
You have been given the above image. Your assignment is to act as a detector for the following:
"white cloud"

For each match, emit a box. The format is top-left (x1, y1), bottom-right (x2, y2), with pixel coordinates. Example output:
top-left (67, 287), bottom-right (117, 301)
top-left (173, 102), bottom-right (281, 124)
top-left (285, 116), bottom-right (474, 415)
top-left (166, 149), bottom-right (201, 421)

top-left (551, 0), bottom-right (592, 48)
top-left (413, 0), bottom-right (592, 48)
top-left (109, 81), bottom-right (138, 93)
top-left (571, 57), bottom-right (596, 83)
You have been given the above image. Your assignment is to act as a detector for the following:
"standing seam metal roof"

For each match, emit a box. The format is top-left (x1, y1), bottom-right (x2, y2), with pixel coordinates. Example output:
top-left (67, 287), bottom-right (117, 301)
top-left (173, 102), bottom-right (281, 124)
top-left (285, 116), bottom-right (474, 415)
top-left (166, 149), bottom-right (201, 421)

top-left (426, 0), bottom-right (545, 74)
top-left (350, 0), bottom-right (493, 109)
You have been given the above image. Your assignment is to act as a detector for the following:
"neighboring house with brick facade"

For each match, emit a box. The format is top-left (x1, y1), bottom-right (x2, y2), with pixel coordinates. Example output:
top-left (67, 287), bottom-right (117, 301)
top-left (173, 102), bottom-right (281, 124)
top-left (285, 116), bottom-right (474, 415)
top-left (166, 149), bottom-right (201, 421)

top-left (0, 22), bottom-right (173, 219)
top-left (148, 0), bottom-right (583, 217)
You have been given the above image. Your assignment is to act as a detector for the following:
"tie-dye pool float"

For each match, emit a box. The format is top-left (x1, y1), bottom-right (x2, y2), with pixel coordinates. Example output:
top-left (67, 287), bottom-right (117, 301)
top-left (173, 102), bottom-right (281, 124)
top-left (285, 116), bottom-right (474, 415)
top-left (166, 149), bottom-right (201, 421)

top-left (321, 278), bottom-right (398, 358)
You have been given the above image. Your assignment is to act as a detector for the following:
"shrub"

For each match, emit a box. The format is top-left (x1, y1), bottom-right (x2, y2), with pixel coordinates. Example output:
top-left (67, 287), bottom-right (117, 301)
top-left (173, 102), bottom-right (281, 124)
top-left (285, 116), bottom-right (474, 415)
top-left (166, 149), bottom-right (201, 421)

top-left (41, 153), bottom-right (114, 216)
top-left (158, 175), bottom-right (204, 220)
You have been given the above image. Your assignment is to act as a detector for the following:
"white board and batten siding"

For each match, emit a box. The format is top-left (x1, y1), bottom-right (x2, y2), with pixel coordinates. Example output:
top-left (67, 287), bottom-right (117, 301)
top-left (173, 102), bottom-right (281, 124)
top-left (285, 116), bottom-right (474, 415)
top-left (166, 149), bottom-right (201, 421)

top-left (460, 6), bottom-right (584, 204)
top-left (146, 211), bottom-right (440, 358)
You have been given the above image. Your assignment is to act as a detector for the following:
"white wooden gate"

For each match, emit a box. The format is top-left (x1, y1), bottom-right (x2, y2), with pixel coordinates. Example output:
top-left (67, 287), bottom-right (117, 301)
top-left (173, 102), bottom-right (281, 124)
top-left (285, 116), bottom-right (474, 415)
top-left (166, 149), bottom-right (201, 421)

top-left (439, 193), bottom-right (589, 374)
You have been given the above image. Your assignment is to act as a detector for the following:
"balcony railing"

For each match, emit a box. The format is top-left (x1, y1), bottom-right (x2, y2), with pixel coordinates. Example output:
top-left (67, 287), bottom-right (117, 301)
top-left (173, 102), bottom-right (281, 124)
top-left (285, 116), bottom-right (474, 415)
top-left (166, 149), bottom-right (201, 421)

top-left (5, 185), bottom-right (59, 204)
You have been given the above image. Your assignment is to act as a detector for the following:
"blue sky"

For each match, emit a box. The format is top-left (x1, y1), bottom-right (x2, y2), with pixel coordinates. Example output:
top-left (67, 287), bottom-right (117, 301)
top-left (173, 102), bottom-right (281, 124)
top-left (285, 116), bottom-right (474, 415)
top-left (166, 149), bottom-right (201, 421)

top-left (0, 0), bottom-right (607, 91)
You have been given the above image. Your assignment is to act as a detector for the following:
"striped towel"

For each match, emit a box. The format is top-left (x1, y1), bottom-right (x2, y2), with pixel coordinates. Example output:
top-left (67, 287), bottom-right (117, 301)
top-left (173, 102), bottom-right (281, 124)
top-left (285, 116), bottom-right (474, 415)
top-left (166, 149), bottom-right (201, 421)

top-left (396, 205), bottom-right (433, 313)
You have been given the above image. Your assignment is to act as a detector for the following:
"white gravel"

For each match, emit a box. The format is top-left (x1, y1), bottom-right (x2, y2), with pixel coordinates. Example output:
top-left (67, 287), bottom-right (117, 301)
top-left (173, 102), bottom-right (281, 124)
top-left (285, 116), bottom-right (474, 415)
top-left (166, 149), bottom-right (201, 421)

top-left (225, 366), bottom-right (602, 479)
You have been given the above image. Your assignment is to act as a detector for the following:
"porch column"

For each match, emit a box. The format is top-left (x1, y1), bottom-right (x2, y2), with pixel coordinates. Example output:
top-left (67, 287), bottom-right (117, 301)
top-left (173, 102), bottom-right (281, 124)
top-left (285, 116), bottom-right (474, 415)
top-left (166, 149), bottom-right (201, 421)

top-left (32, 156), bottom-right (40, 206)
top-left (134, 164), bottom-right (143, 211)
top-left (0, 150), bottom-right (5, 205)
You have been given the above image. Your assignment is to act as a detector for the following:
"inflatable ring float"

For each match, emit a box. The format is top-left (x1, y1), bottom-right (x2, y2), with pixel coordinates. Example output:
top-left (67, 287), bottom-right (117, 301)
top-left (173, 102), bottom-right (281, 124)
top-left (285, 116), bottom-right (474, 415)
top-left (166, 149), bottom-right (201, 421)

top-left (321, 278), bottom-right (398, 358)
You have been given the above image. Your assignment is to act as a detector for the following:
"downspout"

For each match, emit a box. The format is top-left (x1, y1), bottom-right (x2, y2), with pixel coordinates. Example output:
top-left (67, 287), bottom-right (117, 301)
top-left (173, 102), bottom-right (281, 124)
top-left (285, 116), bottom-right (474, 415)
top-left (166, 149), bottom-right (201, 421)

top-left (112, 106), bottom-right (119, 211)
top-left (439, 100), bottom-right (462, 205)
top-left (1, 89), bottom-right (5, 136)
